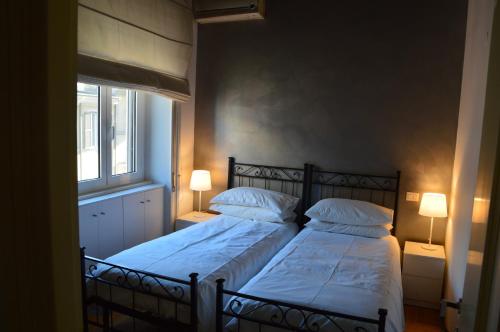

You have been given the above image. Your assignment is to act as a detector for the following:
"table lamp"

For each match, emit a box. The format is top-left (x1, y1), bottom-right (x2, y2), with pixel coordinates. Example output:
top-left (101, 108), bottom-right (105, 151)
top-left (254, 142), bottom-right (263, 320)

top-left (419, 193), bottom-right (448, 250)
top-left (190, 170), bottom-right (212, 212)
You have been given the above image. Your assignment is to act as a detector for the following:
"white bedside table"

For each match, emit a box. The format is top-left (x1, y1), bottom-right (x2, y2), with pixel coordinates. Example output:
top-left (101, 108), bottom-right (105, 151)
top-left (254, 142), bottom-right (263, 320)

top-left (402, 241), bottom-right (446, 309)
top-left (175, 211), bottom-right (217, 231)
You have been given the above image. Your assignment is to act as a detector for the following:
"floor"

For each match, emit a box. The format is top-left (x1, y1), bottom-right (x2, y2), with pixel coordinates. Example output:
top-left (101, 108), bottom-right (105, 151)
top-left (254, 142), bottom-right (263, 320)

top-left (89, 304), bottom-right (443, 331)
top-left (404, 305), bottom-right (442, 332)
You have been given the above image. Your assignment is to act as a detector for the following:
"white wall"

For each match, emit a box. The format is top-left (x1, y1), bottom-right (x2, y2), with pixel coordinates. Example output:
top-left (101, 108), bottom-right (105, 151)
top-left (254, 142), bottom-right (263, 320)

top-left (144, 93), bottom-right (173, 233)
top-left (143, 21), bottom-right (197, 230)
top-left (445, 0), bottom-right (496, 329)
top-left (177, 22), bottom-right (198, 216)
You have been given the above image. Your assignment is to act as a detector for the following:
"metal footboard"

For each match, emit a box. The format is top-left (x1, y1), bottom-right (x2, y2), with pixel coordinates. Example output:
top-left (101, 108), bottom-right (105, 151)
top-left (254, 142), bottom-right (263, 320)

top-left (81, 248), bottom-right (198, 332)
top-left (215, 279), bottom-right (387, 332)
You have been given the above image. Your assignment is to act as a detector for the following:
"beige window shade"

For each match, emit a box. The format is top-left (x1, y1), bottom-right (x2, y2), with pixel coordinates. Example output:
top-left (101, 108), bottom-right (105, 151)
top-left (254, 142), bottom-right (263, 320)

top-left (78, 0), bottom-right (193, 101)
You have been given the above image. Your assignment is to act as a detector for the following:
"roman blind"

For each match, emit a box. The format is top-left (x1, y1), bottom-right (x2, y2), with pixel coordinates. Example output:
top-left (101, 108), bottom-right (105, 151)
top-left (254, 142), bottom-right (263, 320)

top-left (78, 0), bottom-right (193, 101)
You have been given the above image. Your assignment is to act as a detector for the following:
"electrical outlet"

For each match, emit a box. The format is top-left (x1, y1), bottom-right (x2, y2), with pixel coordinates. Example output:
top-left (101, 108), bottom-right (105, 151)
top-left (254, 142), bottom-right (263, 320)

top-left (406, 192), bottom-right (420, 202)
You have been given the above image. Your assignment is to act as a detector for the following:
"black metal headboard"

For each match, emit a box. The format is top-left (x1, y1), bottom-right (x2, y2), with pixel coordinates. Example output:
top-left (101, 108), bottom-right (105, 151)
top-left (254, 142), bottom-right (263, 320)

top-left (227, 157), bottom-right (313, 226)
top-left (310, 168), bottom-right (401, 235)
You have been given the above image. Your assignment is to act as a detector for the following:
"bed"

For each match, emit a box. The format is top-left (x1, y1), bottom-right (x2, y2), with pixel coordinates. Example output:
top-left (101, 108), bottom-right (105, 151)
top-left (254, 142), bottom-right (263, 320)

top-left (81, 157), bottom-right (312, 332)
top-left (216, 168), bottom-right (403, 332)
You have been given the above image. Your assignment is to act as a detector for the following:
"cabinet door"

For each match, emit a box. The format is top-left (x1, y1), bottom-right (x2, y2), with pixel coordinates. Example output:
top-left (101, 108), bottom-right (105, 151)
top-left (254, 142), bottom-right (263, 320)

top-left (145, 188), bottom-right (164, 241)
top-left (175, 220), bottom-right (195, 231)
top-left (403, 254), bottom-right (445, 279)
top-left (79, 204), bottom-right (100, 258)
top-left (123, 192), bottom-right (146, 249)
top-left (97, 198), bottom-right (124, 259)
top-left (403, 274), bottom-right (442, 308)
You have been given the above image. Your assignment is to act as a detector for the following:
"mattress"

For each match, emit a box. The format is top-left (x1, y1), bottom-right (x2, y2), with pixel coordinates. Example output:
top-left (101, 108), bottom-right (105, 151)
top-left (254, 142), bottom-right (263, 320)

top-left (225, 228), bottom-right (404, 332)
top-left (87, 214), bottom-right (298, 332)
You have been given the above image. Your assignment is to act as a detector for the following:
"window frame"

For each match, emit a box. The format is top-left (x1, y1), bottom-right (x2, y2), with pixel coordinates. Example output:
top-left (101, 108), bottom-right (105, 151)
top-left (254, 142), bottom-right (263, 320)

top-left (77, 85), bottom-right (106, 193)
top-left (78, 84), bottom-right (144, 195)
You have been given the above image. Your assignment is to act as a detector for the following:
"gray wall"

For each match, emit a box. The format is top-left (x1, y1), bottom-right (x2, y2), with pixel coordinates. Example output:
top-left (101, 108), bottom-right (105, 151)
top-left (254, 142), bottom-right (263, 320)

top-left (194, 0), bottom-right (467, 245)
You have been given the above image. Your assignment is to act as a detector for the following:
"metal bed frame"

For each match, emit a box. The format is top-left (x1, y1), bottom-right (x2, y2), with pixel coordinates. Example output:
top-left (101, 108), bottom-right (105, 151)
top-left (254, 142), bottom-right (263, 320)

top-left (216, 165), bottom-right (401, 332)
top-left (81, 157), bottom-right (312, 331)
top-left (81, 249), bottom-right (199, 332)
top-left (227, 157), bottom-right (313, 227)
top-left (311, 168), bottom-right (401, 235)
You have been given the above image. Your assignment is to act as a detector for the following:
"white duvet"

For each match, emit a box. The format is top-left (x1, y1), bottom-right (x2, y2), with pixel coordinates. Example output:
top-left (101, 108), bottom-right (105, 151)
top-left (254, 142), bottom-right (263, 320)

top-left (226, 228), bottom-right (404, 332)
top-left (88, 215), bottom-right (298, 332)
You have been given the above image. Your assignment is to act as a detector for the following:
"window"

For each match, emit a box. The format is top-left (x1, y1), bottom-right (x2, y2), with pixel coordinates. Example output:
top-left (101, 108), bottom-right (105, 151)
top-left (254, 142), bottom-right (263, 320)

top-left (77, 83), bottom-right (144, 194)
top-left (111, 88), bottom-right (136, 176)
top-left (77, 83), bottom-right (100, 181)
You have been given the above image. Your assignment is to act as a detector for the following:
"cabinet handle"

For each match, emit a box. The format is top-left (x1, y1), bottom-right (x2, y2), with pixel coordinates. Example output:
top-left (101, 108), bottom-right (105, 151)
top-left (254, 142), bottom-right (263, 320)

top-left (140, 201), bottom-right (145, 204)
top-left (100, 212), bottom-right (106, 215)
top-left (92, 214), bottom-right (98, 217)
top-left (146, 199), bottom-right (151, 203)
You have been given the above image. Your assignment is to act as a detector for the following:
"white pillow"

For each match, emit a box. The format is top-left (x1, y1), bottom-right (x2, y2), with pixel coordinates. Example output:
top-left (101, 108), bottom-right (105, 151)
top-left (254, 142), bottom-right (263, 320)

top-left (210, 187), bottom-right (300, 215)
top-left (305, 198), bottom-right (393, 226)
top-left (209, 204), bottom-right (296, 223)
top-left (305, 219), bottom-right (392, 238)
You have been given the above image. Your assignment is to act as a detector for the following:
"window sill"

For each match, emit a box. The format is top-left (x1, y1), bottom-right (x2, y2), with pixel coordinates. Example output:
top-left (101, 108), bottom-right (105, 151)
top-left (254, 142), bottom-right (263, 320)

top-left (78, 180), bottom-right (157, 202)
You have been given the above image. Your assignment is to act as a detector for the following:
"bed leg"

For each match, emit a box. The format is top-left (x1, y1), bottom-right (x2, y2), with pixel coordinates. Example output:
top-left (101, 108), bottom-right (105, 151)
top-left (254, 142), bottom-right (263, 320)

top-left (190, 273), bottom-right (199, 332)
top-left (216, 279), bottom-right (225, 332)
top-left (102, 306), bottom-right (110, 332)
top-left (378, 308), bottom-right (388, 332)
top-left (301, 163), bottom-right (314, 228)
top-left (80, 248), bottom-right (89, 332)
top-left (228, 157), bottom-right (235, 189)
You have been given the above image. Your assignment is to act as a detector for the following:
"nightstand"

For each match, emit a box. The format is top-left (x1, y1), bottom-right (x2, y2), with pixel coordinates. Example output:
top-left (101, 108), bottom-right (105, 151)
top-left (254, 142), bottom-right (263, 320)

top-left (402, 241), bottom-right (446, 309)
top-left (175, 211), bottom-right (217, 231)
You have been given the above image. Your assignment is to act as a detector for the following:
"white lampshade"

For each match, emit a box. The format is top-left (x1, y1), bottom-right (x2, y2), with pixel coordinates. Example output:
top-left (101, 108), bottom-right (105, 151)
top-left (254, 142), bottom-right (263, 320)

top-left (190, 170), bottom-right (212, 191)
top-left (419, 193), bottom-right (448, 218)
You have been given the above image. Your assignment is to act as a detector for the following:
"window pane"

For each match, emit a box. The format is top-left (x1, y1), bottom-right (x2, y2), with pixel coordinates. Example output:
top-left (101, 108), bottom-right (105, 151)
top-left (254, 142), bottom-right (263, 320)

top-left (77, 83), bottom-right (100, 181)
top-left (111, 88), bottom-right (136, 176)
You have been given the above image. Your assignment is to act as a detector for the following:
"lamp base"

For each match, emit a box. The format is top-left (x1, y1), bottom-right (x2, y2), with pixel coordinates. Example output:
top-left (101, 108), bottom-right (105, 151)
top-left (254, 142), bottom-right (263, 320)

top-left (421, 243), bottom-right (438, 251)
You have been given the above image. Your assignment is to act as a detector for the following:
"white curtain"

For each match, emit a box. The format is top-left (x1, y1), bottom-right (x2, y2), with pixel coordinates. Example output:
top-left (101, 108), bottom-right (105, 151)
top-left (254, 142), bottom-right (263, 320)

top-left (78, 0), bottom-right (193, 101)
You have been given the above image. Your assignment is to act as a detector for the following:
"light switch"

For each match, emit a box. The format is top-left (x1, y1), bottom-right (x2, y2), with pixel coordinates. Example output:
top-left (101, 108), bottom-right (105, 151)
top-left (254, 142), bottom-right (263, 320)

top-left (406, 192), bottom-right (420, 202)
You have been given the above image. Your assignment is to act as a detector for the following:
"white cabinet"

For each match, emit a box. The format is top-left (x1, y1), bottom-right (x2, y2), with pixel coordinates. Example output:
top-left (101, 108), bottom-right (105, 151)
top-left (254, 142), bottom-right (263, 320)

top-left (402, 241), bottom-right (446, 309)
top-left (78, 197), bottom-right (124, 259)
top-left (79, 204), bottom-right (100, 258)
top-left (123, 189), bottom-right (164, 249)
top-left (98, 198), bottom-right (124, 259)
top-left (79, 184), bottom-right (164, 258)
top-left (123, 192), bottom-right (146, 249)
top-left (145, 188), bottom-right (164, 241)
top-left (175, 211), bottom-right (217, 231)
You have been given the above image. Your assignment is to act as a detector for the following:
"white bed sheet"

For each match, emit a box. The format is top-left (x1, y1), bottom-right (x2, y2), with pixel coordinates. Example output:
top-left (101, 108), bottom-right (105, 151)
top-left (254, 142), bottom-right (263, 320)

top-left (226, 228), bottom-right (404, 332)
top-left (88, 214), bottom-right (298, 332)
